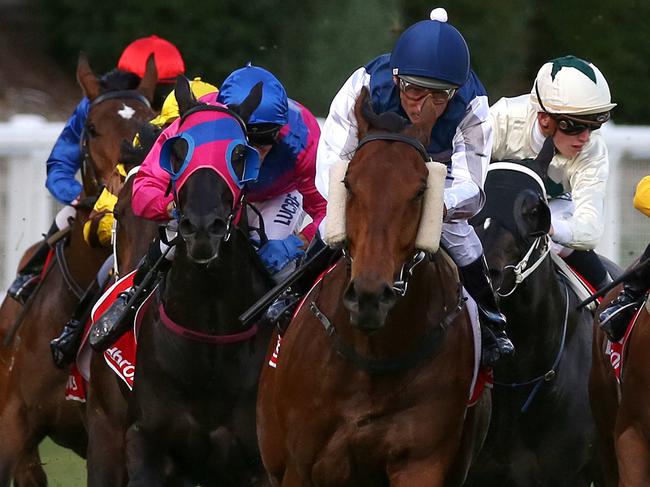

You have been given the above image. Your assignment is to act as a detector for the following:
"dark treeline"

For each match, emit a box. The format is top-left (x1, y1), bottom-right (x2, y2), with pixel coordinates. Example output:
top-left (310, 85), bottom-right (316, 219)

top-left (36, 0), bottom-right (649, 122)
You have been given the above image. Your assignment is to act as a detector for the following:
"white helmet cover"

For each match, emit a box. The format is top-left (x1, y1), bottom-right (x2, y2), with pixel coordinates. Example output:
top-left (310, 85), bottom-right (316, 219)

top-left (531, 56), bottom-right (616, 116)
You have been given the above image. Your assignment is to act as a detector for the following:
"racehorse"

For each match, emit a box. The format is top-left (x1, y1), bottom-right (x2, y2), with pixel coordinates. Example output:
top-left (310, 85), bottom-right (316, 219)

top-left (464, 157), bottom-right (603, 486)
top-left (124, 77), bottom-right (275, 486)
top-left (0, 54), bottom-right (156, 486)
top-left (257, 88), bottom-right (490, 487)
top-left (590, 279), bottom-right (650, 486)
top-left (84, 126), bottom-right (159, 487)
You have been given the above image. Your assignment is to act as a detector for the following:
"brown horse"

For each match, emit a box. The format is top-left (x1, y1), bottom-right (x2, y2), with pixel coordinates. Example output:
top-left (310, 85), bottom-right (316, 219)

top-left (85, 169), bottom-right (158, 487)
top-left (0, 54), bottom-right (156, 486)
top-left (257, 89), bottom-right (490, 487)
top-left (590, 279), bottom-right (650, 486)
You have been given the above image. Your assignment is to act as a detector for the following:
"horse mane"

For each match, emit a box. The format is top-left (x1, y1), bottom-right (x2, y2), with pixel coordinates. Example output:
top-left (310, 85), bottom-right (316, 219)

top-left (99, 68), bottom-right (141, 92)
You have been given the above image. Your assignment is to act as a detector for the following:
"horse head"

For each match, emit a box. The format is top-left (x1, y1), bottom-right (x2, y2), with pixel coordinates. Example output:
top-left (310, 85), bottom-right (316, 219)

top-left (471, 147), bottom-right (552, 295)
top-left (76, 52), bottom-right (157, 197)
top-left (159, 76), bottom-right (262, 264)
top-left (338, 87), bottom-right (445, 332)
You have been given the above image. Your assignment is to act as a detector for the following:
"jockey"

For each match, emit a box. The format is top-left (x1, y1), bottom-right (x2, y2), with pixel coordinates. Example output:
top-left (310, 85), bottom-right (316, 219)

top-left (87, 64), bottom-right (326, 352)
top-left (599, 176), bottom-right (650, 341)
top-left (7, 35), bottom-right (186, 304)
top-left (314, 8), bottom-right (514, 367)
top-left (49, 78), bottom-right (217, 368)
top-left (490, 55), bottom-right (616, 290)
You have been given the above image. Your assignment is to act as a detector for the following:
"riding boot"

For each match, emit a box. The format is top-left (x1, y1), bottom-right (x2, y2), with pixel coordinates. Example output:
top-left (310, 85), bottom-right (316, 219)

top-left (7, 222), bottom-right (58, 304)
top-left (50, 278), bottom-right (103, 368)
top-left (263, 235), bottom-right (340, 331)
top-left (599, 250), bottom-right (650, 342)
top-left (89, 241), bottom-right (170, 351)
top-left (459, 255), bottom-right (515, 367)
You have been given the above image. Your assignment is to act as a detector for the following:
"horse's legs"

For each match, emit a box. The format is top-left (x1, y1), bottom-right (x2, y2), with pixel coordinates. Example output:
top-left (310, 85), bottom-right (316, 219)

top-left (13, 449), bottom-right (47, 487)
top-left (387, 457), bottom-right (447, 487)
top-left (0, 395), bottom-right (31, 487)
top-left (125, 423), bottom-right (164, 487)
top-left (615, 422), bottom-right (650, 487)
top-left (279, 466), bottom-right (309, 487)
top-left (86, 404), bottom-right (128, 486)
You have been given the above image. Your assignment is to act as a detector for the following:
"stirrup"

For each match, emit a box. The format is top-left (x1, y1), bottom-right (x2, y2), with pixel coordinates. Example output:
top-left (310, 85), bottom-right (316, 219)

top-left (599, 303), bottom-right (639, 342)
top-left (8, 273), bottom-right (40, 304)
top-left (480, 325), bottom-right (515, 367)
top-left (264, 291), bottom-right (301, 331)
top-left (50, 319), bottom-right (83, 368)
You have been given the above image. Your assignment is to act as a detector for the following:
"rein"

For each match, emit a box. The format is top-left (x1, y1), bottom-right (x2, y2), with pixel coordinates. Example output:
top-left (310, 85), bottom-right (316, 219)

top-left (494, 272), bottom-right (570, 413)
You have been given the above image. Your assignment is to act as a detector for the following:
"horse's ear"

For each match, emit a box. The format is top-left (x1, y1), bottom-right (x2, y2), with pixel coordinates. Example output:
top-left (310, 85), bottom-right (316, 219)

top-left (137, 53), bottom-right (158, 103)
top-left (76, 52), bottom-right (101, 101)
top-left (174, 76), bottom-right (195, 116)
top-left (229, 81), bottom-right (263, 124)
top-left (513, 189), bottom-right (551, 239)
top-left (530, 137), bottom-right (556, 177)
top-left (354, 87), bottom-right (371, 140)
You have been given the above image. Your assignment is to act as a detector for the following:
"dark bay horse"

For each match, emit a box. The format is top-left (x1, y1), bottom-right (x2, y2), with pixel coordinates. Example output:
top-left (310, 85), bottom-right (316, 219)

top-left (124, 78), bottom-right (275, 486)
top-left (590, 280), bottom-right (650, 486)
top-left (465, 159), bottom-right (601, 486)
top-left (257, 89), bottom-right (489, 487)
top-left (0, 54), bottom-right (156, 486)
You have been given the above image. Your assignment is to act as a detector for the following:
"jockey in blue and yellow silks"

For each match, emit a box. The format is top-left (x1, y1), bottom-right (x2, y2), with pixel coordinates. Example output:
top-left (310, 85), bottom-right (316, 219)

top-left (7, 36), bottom-right (186, 304)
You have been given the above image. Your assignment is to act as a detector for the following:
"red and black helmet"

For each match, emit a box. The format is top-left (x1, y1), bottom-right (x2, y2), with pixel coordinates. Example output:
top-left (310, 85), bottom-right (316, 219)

top-left (117, 35), bottom-right (185, 83)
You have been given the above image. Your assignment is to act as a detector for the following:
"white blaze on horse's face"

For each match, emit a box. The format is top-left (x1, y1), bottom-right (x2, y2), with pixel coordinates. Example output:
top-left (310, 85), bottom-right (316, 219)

top-left (483, 218), bottom-right (491, 230)
top-left (118, 104), bottom-right (136, 120)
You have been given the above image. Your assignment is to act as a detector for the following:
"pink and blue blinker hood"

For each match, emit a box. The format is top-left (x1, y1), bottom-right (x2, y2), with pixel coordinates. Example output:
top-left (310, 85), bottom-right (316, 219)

top-left (158, 104), bottom-right (261, 204)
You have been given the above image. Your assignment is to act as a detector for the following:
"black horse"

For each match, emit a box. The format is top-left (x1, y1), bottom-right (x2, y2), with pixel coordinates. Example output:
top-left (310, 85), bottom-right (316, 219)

top-left (124, 78), bottom-right (274, 486)
top-left (464, 156), bottom-right (604, 486)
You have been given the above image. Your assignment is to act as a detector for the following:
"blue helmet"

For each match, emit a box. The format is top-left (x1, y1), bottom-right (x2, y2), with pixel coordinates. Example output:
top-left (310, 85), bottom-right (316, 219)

top-left (217, 64), bottom-right (289, 127)
top-left (389, 19), bottom-right (470, 89)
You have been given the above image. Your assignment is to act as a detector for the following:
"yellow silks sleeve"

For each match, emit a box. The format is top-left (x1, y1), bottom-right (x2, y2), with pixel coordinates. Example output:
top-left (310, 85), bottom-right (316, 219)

top-left (83, 188), bottom-right (119, 247)
top-left (633, 176), bottom-right (650, 218)
top-left (149, 77), bottom-right (218, 128)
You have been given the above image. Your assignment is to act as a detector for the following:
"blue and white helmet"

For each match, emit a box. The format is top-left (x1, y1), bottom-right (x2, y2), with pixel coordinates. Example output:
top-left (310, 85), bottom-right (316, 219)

top-left (389, 8), bottom-right (470, 89)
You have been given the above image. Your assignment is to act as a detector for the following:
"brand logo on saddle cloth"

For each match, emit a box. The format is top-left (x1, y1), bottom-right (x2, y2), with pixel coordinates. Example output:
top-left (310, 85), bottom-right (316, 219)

top-left (605, 300), bottom-right (647, 383)
top-left (158, 104), bottom-right (261, 214)
top-left (65, 271), bottom-right (156, 401)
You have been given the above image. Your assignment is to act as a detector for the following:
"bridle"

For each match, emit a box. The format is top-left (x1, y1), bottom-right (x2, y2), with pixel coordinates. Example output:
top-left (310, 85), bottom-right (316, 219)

top-left (80, 89), bottom-right (152, 197)
top-left (497, 235), bottom-right (552, 297)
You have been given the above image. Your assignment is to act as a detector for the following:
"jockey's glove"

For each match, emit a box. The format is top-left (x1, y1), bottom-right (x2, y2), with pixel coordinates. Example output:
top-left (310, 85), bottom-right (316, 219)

top-left (258, 234), bottom-right (305, 274)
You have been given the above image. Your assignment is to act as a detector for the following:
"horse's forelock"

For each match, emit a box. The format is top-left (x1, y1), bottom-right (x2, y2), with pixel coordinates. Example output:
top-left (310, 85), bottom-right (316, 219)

top-left (359, 97), bottom-right (410, 134)
top-left (99, 69), bottom-right (141, 92)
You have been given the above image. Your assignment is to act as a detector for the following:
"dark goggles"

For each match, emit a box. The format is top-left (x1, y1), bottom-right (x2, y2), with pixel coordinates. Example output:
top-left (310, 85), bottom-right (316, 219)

top-left (247, 123), bottom-right (282, 146)
top-left (552, 113), bottom-right (609, 135)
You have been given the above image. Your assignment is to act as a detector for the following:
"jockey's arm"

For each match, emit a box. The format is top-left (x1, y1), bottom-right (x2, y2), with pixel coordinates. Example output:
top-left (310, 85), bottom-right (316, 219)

top-left (553, 137), bottom-right (609, 250)
top-left (444, 96), bottom-right (493, 222)
top-left (293, 108), bottom-right (327, 242)
top-left (131, 120), bottom-right (178, 222)
top-left (45, 98), bottom-right (89, 204)
top-left (315, 67), bottom-right (369, 200)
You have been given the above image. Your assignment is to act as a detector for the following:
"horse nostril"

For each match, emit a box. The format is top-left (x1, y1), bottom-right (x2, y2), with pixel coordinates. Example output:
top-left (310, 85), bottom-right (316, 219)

top-left (179, 218), bottom-right (197, 237)
top-left (380, 283), bottom-right (397, 306)
top-left (343, 282), bottom-right (358, 308)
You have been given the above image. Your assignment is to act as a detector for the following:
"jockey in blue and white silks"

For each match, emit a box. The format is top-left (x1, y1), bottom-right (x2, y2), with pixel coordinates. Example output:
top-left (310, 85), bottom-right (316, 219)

top-left (316, 8), bottom-right (513, 367)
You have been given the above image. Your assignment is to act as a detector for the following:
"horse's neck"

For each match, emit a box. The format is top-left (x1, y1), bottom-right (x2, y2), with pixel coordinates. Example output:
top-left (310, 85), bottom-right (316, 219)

top-left (163, 237), bottom-right (268, 333)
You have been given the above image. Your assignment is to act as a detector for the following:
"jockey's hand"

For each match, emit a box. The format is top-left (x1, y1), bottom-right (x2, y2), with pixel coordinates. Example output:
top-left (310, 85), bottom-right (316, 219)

top-left (258, 235), bottom-right (305, 274)
top-left (166, 201), bottom-right (177, 219)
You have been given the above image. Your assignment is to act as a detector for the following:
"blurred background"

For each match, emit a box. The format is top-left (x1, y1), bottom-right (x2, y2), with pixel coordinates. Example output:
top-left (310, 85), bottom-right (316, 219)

top-left (0, 0), bottom-right (649, 284)
top-left (0, 1), bottom-right (649, 483)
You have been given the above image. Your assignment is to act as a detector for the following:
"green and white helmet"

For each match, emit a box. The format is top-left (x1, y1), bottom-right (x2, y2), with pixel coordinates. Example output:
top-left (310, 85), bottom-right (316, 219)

top-left (531, 55), bottom-right (616, 117)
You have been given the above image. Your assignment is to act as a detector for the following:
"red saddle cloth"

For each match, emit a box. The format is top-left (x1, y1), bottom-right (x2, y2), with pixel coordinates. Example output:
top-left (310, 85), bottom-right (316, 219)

top-left (65, 270), bottom-right (154, 402)
top-left (605, 304), bottom-right (645, 383)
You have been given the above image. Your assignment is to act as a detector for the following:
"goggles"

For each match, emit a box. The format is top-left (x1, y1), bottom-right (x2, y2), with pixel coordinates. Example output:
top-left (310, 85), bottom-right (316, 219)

top-left (247, 123), bottom-right (282, 147)
top-left (398, 78), bottom-right (455, 104)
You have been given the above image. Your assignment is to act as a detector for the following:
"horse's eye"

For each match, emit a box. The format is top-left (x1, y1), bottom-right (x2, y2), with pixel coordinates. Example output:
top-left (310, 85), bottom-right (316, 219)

top-left (86, 123), bottom-right (98, 137)
top-left (415, 185), bottom-right (427, 199)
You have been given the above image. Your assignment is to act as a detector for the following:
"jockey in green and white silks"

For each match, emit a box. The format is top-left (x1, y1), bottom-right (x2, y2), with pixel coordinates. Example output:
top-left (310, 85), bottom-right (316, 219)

top-left (490, 55), bottom-right (615, 289)
top-left (315, 8), bottom-right (514, 367)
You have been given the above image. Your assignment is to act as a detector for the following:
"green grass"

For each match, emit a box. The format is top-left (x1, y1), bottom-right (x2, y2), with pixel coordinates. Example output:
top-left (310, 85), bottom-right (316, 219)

top-left (37, 438), bottom-right (85, 487)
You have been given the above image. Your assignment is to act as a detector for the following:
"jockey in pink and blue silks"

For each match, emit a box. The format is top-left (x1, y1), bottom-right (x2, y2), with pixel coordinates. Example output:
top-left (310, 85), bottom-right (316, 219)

top-left (88, 65), bottom-right (326, 351)
top-left (6, 35), bottom-right (186, 304)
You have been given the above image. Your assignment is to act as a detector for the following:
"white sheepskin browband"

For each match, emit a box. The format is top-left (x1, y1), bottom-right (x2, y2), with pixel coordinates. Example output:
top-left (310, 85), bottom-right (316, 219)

top-left (323, 160), bottom-right (447, 254)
